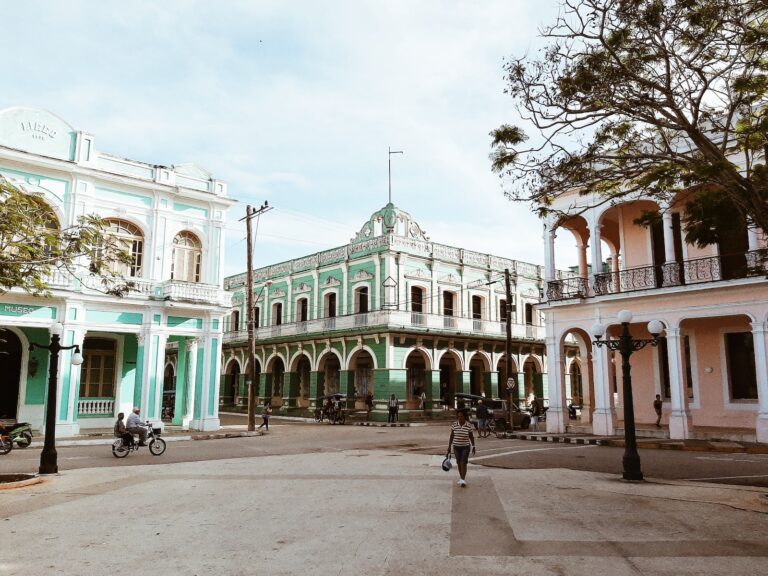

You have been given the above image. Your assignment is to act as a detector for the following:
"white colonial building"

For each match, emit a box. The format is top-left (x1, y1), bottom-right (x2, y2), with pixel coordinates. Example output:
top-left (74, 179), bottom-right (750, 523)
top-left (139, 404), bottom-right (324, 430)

top-left (0, 107), bottom-right (234, 434)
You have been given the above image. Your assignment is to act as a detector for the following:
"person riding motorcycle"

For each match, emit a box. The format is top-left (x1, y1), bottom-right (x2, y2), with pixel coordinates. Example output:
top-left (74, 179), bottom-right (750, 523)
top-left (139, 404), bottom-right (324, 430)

top-left (126, 407), bottom-right (148, 446)
top-left (114, 412), bottom-right (134, 447)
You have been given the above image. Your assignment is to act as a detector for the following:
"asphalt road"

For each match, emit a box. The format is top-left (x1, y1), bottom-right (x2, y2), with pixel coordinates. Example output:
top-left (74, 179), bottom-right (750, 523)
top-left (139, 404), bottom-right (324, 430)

top-left (2, 418), bottom-right (768, 487)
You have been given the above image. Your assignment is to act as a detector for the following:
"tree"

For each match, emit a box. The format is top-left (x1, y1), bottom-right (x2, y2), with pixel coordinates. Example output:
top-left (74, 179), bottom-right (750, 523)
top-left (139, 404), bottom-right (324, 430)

top-left (0, 178), bottom-right (135, 296)
top-left (490, 0), bottom-right (768, 246)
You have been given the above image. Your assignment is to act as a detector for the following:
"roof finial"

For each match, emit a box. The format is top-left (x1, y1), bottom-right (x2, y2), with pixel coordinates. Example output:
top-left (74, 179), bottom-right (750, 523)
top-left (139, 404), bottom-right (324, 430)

top-left (388, 147), bottom-right (403, 205)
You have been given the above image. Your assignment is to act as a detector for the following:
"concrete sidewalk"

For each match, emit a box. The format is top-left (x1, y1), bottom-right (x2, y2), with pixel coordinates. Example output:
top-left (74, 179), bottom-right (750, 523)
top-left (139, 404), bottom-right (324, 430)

top-left (2, 448), bottom-right (767, 575)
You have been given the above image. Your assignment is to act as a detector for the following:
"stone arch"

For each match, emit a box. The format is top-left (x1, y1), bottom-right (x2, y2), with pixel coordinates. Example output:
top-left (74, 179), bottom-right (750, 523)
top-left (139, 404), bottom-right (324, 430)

top-left (437, 349), bottom-right (463, 408)
top-left (347, 345), bottom-right (379, 370)
top-left (468, 351), bottom-right (492, 397)
top-left (402, 346), bottom-right (433, 370)
top-left (434, 348), bottom-right (462, 371)
top-left (0, 326), bottom-right (28, 421)
top-left (348, 347), bottom-right (376, 404)
top-left (317, 347), bottom-right (343, 396)
top-left (315, 347), bottom-right (343, 372)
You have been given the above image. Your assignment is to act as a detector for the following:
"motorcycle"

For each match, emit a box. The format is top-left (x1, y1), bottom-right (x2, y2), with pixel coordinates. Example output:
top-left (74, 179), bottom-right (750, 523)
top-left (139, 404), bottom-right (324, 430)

top-left (0, 428), bottom-right (12, 455)
top-left (111, 421), bottom-right (167, 458)
top-left (5, 422), bottom-right (33, 448)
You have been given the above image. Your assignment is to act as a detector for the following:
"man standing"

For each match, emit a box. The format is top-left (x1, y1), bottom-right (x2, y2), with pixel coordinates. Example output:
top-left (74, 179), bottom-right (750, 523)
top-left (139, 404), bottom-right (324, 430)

top-left (126, 407), bottom-right (147, 446)
top-left (476, 399), bottom-right (489, 435)
top-left (388, 393), bottom-right (398, 423)
top-left (653, 394), bottom-right (663, 428)
top-left (530, 395), bottom-right (542, 433)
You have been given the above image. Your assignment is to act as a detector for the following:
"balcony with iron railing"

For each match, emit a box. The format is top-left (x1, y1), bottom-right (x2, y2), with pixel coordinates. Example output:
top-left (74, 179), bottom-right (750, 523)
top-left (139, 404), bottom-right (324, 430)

top-left (547, 250), bottom-right (768, 302)
top-left (40, 270), bottom-right (231, 307)
top-left (222, 309), bottom-right (545, 343)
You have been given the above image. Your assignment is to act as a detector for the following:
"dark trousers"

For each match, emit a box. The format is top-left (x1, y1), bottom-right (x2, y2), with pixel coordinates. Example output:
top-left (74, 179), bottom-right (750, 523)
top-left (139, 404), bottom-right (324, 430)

top-left (388, 408), bottom-right (396, 423)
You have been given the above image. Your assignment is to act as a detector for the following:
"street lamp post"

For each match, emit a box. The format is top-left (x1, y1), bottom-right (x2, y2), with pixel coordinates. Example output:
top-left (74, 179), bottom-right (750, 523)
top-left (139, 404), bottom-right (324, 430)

top-left (29, 322), bottom-right (84, 475)
top-left (591, 310), bottom-right (664, 481)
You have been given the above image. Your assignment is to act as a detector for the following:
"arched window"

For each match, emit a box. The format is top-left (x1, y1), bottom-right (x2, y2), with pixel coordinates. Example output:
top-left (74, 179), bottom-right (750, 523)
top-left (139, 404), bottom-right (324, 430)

top-left (105, 219), bottom-right (143, 277)
top-left (272, 302), bottom-right (283, 326)
top-left (296, 298), bottom-right (308, 322)
top-left (171, 231), bottom-right (202, 282)
top-left (354, 286), bottom-right (369, 314)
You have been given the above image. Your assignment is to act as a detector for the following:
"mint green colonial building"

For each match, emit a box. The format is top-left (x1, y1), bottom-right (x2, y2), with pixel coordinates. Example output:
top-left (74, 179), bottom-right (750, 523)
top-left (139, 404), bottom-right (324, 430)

top-left (222, 204), bottom-right (550, 419)
top-left (0, 107), bottom-right (234, 434)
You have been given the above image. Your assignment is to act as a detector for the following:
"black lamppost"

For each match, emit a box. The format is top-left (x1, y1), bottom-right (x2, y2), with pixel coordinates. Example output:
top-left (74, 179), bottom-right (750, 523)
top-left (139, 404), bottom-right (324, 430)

top-left (29, 322), bottom-right (84, 475)
top-left (591, 311), bottom-right (664, 481)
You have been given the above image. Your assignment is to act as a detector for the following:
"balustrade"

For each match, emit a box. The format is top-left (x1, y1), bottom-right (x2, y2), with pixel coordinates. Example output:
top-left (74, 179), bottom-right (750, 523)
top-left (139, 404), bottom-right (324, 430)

top-left (78, 397), bottom-right (114, 416)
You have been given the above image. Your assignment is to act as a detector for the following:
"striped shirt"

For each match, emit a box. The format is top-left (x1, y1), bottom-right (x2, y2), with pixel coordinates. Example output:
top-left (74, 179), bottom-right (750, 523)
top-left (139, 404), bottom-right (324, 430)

top-left (450, 421), bottom-right (473, 447)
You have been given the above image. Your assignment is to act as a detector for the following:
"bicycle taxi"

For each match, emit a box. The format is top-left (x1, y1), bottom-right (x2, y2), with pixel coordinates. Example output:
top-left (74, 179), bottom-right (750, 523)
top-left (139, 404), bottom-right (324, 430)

top-left (314, 393), bottom-right (348, 424)
top-left (453, 392), bottom-right (531, 437)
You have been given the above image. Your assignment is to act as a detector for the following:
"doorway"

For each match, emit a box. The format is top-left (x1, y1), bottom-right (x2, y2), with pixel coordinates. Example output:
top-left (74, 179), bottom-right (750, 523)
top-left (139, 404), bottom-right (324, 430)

top-left (0, 329), bottom-right (23, 419)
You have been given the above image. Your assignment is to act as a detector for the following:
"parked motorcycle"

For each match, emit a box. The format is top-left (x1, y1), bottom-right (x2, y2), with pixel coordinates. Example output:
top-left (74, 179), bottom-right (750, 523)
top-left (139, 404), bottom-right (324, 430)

top-left (111, 421), bottom-right (166, 458)
top-left (5, 422), bottom-right (32, 448)
top-left (0, 428), bottom-right (12, 455)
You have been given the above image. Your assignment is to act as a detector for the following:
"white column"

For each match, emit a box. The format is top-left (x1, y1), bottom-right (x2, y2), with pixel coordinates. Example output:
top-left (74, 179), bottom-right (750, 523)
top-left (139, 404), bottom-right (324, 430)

top-left (590, 223), bottom-right (603, 281)
top-left (591, 345), bottom-right (615, 435)
top-left (430, 257), bottom-right (438, 314)
top-left (665, 327), bottom-right (690, 439)
top-left (375, 254), bottom-right (382, 310)
top-left (578, 242), bottom-right (588, 278)
top-left (611, 250), bottom-right (620, 274)
top-left (748, 223), bottom-right (760, 252)
top-left (543, 225), bottom-right (556, 281)
top-left (397, 253), bottom-right (407, 311)
top-left (151, 333), bottom-right (168, 425)
top-left (263, 284), bottom-right (271, 325)
top-left (312, 269), bottom-right (319, 319)
top-left (341, 263), bottom-right (349, 315)
top-left (183, 338), bottom-right (199, 429)
top-left (662, 211), bottom-right (676, 263)
top-left (751, 322), bottom-right (768, 443)
top-left (286, 273), bottom-right (293, 323)
top-left (545, 332), bottom-right (567, 433)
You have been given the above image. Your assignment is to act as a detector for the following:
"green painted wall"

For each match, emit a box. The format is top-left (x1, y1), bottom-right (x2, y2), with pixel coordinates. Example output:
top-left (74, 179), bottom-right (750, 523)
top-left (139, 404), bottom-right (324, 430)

top-left (22, 328), bottom-right (51, 405)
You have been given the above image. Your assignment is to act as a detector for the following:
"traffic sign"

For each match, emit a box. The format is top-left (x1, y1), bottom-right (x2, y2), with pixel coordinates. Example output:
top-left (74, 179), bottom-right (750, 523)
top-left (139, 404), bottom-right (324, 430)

top-left (506, 378), bottom-right (516, 391)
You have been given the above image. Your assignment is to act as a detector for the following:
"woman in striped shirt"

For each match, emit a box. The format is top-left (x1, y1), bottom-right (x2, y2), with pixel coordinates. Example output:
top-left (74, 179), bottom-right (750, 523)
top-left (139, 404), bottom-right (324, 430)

top-left (447, 408), bottom-right (475, 487)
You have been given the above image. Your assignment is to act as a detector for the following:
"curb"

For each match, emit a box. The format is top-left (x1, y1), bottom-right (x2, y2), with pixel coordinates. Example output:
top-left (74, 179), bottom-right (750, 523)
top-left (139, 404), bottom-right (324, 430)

top-left (28, 430), bottom-right (263, 448)
top-left (508, 433), bottom-right (768, 453)
top-left (354, 422), bottom-right (410, 427)
top-left (507, 433), bottom-right (601, 445)
top-left (0, 474), bottom-right (44, 490)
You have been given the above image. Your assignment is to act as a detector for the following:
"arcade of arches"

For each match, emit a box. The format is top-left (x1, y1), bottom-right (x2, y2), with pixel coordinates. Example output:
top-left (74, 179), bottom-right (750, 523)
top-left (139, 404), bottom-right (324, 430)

top-left (220, 336), bottom-right (560, 420)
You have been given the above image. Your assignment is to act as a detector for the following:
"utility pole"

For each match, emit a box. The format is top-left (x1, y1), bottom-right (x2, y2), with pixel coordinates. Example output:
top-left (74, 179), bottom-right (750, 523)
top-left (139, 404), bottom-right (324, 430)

top-left (504, 268), bottom-right (515, 429)
top-left (241, 201), bottom-right (272, 432)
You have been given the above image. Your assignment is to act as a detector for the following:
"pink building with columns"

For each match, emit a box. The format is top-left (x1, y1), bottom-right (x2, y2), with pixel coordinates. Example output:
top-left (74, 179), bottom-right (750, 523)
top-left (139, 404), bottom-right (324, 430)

top-left (541, 190), bottom-right (768, 443)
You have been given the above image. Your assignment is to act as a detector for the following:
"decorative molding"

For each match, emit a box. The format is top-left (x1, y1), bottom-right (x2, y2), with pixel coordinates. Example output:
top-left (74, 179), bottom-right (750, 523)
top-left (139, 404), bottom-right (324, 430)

top-left (270, 288), bottom-right (286, 298)
top-left (323, 276), bottom-right (341, 287)
top-left (352, 269), bottom-right (373, 281)
top-left (294, 282), bottom-right (312, 294)
top-left (438, 273), bottom-right (461, 286)
top-left (405, 268), bottom-right (428, 280)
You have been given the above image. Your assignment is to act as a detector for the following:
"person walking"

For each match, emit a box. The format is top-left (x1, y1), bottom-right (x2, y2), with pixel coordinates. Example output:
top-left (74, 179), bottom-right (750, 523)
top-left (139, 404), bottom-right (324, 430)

top-left (419, 390), bottom-right (427, 412)
top-left (530, 395), bottom-right (542, 432)
top-left (258, 400), bottom-right (272, 431)
top-left (653, 394), bottom-right (663, 428)
top-left (388, 393), bottom-right (398, 423)
top-left (447, 409), bottom-right (475, 487)
top-left (365, 392), bottom-right (374, 419)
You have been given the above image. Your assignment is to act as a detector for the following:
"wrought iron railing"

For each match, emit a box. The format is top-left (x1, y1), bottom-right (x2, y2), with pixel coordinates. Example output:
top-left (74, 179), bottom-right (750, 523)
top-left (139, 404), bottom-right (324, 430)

top-left (546, 276), bottom-right (589, 300)
top-left (548, 250), bottom-right (767, 301)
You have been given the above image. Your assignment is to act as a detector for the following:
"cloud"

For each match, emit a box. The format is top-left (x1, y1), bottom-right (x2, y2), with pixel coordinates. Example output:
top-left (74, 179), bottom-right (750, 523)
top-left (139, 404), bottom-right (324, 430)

top-left (1, 0), bottom-right (567, 278)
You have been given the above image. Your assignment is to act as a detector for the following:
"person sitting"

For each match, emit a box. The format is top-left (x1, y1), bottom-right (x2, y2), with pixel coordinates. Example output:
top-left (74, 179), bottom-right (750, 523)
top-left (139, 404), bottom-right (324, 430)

top-left (114, 412), bottom-right (134, 447)
top-left (126, 407), bottom-right (148, 446)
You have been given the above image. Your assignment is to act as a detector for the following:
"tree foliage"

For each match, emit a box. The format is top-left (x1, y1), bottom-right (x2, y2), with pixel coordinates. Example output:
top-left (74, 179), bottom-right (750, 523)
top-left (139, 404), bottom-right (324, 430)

top-left (490, 0), bottom-right (768, 244)
top-left (0, 178), bottom-right (135, 296)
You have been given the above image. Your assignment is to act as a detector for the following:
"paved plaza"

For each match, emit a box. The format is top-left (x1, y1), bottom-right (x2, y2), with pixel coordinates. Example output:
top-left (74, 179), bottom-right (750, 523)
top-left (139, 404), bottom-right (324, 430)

top-left (2, 437), bottom-right (768, 576)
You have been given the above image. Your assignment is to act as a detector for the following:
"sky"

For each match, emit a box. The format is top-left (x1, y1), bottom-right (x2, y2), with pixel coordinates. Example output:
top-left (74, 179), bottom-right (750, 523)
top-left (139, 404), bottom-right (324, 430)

top-left (0, 0), bottom-right (572, 277)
